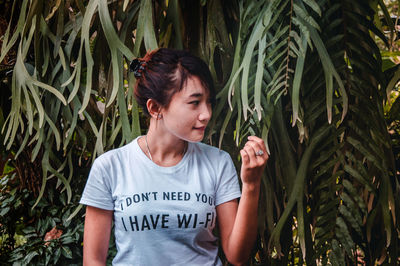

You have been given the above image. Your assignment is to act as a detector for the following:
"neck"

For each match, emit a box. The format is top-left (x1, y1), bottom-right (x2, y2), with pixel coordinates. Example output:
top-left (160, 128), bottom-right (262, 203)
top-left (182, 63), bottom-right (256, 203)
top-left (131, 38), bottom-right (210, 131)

top-left (140, 123), bottom-right (187, 166)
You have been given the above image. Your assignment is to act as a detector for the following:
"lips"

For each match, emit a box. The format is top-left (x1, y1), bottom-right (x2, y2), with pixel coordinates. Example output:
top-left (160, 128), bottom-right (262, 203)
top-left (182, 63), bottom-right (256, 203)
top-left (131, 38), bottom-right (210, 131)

top-left (193, 126), bottom-right (206, 131)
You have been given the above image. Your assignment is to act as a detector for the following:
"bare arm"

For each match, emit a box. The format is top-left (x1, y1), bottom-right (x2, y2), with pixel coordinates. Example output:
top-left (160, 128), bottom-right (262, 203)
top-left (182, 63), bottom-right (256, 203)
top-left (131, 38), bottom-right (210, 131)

top-left (83, 206), bottom-right (113, 266)
top-left (217, 136), bottom-right (268, 265)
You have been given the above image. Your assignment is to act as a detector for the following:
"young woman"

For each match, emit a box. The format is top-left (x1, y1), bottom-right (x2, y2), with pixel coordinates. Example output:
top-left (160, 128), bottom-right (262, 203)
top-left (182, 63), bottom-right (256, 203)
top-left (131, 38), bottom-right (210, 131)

top-left (80, 48), bottom-right (268, 266)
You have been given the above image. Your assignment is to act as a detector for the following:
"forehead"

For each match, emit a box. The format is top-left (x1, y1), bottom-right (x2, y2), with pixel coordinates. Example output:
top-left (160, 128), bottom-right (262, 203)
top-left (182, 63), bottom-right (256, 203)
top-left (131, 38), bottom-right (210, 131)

top-left (178, 76), bottom-right (210, 98)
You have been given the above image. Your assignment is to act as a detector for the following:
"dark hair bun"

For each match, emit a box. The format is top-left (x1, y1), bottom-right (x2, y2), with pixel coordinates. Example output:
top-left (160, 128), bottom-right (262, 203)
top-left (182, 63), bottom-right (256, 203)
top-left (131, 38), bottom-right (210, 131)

top-left (129, 59), bottom-right (147, 78)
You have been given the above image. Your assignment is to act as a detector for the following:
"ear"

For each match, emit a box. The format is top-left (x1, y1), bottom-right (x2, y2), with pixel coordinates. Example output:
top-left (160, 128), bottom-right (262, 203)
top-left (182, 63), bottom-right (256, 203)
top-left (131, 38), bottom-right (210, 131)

top-left (146, 99), bottom-right (163, 119)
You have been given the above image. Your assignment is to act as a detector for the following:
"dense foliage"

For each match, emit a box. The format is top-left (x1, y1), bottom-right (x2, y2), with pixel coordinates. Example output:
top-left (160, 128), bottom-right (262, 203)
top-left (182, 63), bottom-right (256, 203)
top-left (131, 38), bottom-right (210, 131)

top-left (1, 0), bottom-right (399, 265)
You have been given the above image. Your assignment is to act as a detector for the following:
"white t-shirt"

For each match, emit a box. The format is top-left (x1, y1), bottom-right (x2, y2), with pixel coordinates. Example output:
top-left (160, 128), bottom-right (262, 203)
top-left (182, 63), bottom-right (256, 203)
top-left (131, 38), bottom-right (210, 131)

top-left (80, 137), bottom-right (241, 266)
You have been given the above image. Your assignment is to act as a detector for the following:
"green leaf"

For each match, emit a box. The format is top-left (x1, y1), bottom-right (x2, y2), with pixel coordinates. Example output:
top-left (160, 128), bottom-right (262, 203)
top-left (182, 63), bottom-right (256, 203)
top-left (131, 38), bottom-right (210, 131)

top-left (53, 247), bottom-right (62, 264)
top-left (134, 0), bottom-right (158, 56)
top-left (254, 35), bottom-right (266, 121)
top-left (336, 217), bottom-right (355, 255)
top-left (298, 15), bottom-right (348, 123)
top-left (339, 204), bottom-right (362, 236)
top-left (98, 0), bottom-right (134, 109)
top-left (293, 3), bottom-right (320, 31)
top-left (330, 239), bottom-right (345, 266)
top-left (291, 31), bottom-right (308, 126)
top-left (61, 246), bottom-right (73, 259)
top-left (385, 66), bottom-right (400, 101)
top-left (75, 0), bottom-right (97, 114)
top-left (66, 204), bottom-right (84, 222)
top-left (240, 12), bottom-right (266, 120)
top-left (0, 0), bottom-right (28, 62)
top-left (0, 207), bottom-right (10, 216)
top-left (23, 251), bottom-right (39, 265)
top-left (302, 0), bottom-right (321, 16)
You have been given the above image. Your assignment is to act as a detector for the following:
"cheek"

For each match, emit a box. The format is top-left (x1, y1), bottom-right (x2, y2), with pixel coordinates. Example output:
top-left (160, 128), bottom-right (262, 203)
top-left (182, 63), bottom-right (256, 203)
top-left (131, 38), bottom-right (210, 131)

top-left (166, 113), bottom-right (192, 129)
top-left (179, 114), bottom-right (196, 127)
top-left (164, 105), bottom-right (198, 129)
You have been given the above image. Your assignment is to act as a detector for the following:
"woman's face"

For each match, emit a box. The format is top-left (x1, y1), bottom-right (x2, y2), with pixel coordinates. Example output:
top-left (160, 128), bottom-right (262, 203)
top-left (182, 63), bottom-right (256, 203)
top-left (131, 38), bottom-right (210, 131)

top-left (160, 76), bottom-right (212, 142)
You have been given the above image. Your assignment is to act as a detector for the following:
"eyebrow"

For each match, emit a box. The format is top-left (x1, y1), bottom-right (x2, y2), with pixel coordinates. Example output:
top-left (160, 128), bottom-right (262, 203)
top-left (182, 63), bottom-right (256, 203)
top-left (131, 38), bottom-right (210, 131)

top-left (188, 93), bottom-right (203, 98)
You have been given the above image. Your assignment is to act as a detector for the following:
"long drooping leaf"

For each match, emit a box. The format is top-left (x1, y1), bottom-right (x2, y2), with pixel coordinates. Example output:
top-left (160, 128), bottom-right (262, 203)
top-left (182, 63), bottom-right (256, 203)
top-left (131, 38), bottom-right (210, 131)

top-left (1, 1), bottom-right (399, 265)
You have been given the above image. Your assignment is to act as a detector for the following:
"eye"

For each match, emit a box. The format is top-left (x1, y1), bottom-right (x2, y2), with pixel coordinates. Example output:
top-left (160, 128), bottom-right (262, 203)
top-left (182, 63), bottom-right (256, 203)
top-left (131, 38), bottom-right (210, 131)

top-left (189, 100), bottom-right (200, 106)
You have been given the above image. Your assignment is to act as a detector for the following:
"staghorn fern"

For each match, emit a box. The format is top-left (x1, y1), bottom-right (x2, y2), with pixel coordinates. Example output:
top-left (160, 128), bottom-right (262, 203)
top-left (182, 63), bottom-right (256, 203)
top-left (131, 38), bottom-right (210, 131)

top-left (1, 0), bottom-right (400, 265)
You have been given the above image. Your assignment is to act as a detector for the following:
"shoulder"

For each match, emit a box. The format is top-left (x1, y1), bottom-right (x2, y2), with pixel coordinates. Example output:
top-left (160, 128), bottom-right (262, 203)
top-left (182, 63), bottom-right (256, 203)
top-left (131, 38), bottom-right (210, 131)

top-left (191, 142), bottom-right (232, 163)
top-left (93, 139), bottom-right (136, 170)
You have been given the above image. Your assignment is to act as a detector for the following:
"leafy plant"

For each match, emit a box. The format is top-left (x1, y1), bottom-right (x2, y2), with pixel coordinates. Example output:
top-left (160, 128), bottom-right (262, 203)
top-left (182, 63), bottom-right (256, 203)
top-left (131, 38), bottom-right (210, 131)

top-left (0, 163), bottom-right (85, 265)
top-left (1, 0), bottom-right (400, 265)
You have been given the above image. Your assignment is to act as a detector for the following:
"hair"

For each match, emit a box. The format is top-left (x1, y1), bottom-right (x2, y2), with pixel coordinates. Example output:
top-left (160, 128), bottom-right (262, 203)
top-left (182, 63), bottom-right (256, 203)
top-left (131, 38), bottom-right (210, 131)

top-left (133, 48), bottom-right (216, 116)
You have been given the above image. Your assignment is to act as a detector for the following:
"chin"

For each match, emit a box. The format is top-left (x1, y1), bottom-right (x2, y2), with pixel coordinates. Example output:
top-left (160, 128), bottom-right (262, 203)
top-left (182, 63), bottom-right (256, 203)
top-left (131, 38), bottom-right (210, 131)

top-left (186, 138), bottom-right (203, 143)
top-left (184, 134), bottom-right (204, 143)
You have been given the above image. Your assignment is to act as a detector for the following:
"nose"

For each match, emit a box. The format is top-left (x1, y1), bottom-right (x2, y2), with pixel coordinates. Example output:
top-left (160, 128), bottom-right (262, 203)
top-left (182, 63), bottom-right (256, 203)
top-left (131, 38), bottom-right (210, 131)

top-left (199, 103), bottom-right (212, 122)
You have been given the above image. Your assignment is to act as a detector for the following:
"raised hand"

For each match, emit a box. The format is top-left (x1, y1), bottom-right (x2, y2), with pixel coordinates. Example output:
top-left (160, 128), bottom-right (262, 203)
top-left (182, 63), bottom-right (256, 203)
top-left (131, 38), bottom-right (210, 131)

top-left (239, 136), bottom-right (269, 185)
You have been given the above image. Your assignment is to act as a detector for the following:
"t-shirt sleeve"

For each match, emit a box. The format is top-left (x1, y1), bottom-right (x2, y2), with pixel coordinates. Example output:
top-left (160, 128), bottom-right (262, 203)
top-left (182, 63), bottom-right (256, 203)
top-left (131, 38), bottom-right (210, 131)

top-left (215, 152), bottom-right (241, 206)
top-left (79, 158), bottom-right (114, 210)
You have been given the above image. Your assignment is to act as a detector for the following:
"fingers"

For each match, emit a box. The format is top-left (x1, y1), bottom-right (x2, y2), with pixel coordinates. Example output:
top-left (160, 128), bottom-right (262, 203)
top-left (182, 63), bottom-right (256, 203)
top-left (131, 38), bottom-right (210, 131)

top-left (239, 136), bottom-right (269, 184)
top-left (247, 135), bottom-right (264, 145)
top-left (240, 136), bottom-right (269, 165)
top-left (245, 136), bottom-right (268, 160)
top-left (242, 144), bottom-right (258, 165)
top-left (240, 149), bottom-right (250, 165)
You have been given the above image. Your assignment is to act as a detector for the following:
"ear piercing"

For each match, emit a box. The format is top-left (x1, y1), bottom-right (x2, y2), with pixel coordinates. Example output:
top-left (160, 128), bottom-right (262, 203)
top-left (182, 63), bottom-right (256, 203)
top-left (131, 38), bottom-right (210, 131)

top-left (157, 114), bottom-right (162, 119)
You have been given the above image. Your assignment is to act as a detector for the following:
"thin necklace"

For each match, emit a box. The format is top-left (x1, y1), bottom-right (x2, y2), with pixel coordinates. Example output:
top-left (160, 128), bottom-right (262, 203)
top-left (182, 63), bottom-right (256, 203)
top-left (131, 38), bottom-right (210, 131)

top-left (145, 135), bottom-right (187, 162)
top-left (145, 135), bottom-right (153, 161)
